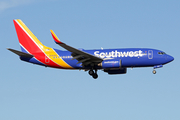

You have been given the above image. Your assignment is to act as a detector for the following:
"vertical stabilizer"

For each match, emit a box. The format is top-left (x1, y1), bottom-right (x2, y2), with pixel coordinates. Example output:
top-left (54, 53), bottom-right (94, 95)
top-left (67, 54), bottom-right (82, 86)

top-left (12, 19), bottom-right (73, 69)
top-left (13, 19), bottom-right (45, 54)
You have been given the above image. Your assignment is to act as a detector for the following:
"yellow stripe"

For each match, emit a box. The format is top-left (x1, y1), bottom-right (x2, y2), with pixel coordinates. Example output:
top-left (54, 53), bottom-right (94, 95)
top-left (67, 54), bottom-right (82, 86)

top-left (16, 19), bottom-right (45, 49)
top-left (44, 48), bottom-right (74, 69)
top-left (50, 30), bottom-right (60, 42)
top-left (16, 19), bottom-right (74, 69)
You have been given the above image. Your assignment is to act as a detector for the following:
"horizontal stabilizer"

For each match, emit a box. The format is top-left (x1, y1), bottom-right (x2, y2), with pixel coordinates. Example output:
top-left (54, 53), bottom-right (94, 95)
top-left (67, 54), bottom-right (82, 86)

top-left (7, 48), bottom-right (33, 58)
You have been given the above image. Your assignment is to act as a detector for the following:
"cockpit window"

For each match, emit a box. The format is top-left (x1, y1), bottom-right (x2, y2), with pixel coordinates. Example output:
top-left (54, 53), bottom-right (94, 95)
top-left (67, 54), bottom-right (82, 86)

top-left (158, 52), bottom-right (166, 55)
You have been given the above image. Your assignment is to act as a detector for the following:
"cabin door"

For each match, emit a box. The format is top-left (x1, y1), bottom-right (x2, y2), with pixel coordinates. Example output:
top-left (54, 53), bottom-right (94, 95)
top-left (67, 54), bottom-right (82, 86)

top-left (45, 55), bottom-right (50, 63)
top-left (148, 50), bottom-right (153, 59)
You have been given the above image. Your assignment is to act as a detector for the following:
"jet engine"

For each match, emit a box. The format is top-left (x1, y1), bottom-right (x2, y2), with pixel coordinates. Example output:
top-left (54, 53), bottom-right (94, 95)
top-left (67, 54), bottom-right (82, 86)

top-left (104, 68), bottom-right (127, 74)
top-left (98, 59), bottom-right (121, 69)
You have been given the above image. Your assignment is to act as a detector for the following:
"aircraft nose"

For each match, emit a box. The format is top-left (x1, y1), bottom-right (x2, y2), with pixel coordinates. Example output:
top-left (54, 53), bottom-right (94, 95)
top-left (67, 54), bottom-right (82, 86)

top-left (166, 55), bottom-right (174, 63)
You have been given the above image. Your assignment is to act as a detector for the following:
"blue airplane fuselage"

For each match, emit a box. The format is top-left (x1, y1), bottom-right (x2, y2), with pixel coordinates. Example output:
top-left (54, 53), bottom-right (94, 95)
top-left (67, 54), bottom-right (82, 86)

top-left (49, 48), bottom-right (174, 69)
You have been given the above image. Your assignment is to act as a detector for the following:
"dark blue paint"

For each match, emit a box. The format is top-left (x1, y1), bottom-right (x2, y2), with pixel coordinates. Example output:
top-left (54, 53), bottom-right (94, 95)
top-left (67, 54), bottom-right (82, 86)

top-left (53, 48), bottom-right (174, 69)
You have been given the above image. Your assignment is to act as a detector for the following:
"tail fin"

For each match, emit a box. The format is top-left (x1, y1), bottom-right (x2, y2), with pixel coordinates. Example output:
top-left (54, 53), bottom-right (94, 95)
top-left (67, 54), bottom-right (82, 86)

top-left (13, 19), bottom-right (46, 54)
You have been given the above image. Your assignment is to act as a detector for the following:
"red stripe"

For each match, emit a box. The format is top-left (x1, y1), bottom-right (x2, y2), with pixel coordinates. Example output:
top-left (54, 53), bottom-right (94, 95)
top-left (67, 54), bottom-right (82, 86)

top-left (14, 20), bottom-right (64, 69)
top-left (51, 32), bottom-right (62, 44)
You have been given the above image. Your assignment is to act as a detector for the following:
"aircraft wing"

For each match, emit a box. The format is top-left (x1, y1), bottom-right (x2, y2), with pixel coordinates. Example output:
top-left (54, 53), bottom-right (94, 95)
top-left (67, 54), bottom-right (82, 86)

top-left (50, 30), bottom-right (103, 66)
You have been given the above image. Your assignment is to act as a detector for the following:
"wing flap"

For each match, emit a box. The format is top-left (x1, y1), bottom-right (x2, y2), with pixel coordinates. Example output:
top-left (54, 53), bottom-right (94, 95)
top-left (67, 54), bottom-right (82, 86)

top-left (77, 58), bottom-right (91, 64)
top-left (71, 54), bottom-right (84, 60)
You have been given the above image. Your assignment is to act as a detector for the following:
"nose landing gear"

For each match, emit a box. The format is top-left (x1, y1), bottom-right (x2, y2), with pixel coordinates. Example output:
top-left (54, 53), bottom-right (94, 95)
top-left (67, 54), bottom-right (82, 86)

top-left (88, 69), bottom-right (98, 79)
top-left (152, 65), bottom-right (163, 74)
top-left (153, 69), bottom-right (156, 74)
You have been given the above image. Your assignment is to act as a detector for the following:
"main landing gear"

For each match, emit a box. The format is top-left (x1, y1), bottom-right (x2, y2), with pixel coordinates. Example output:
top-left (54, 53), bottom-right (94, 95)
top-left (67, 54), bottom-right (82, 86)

top-left (89, 69), bottom-right (98, 79)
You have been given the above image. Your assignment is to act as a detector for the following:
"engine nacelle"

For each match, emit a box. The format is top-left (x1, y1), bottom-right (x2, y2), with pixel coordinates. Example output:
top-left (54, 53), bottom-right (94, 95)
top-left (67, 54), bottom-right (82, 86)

top-left (104, 68), bottom-right (127, 74)
top-left (98, 59), bottom-right (121, 69)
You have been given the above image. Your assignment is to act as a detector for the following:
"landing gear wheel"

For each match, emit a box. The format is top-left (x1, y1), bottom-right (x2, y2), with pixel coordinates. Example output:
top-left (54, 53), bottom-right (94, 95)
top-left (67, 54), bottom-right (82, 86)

top-left (89, 70), bottom-right (94, 75)
top-left (92, 73), bottom-right (98, 79)
top-left (153, 70), bottom-right (156, 74)
top-left (88, 69), bottom-right (98, 79)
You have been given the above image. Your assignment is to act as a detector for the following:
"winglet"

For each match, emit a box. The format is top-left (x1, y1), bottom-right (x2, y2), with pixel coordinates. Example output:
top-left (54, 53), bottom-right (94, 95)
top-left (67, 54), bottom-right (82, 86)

top-left (50, 30), bottom-right (62, 44)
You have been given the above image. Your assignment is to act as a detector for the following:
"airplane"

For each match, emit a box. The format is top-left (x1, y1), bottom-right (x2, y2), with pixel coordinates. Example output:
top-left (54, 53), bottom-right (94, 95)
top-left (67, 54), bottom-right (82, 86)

top-left (7, 19), bottom-right (174, 79)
